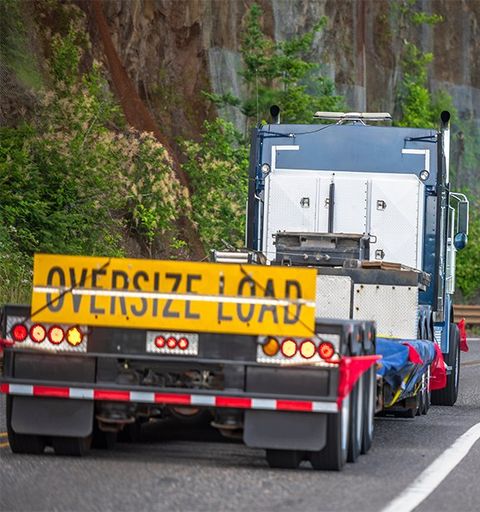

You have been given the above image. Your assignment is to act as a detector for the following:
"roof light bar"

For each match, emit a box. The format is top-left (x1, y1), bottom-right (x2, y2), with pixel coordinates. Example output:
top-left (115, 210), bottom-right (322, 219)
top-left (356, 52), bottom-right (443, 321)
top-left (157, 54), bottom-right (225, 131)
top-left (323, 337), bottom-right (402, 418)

top-left (313, 111), bottom-right (392, 122)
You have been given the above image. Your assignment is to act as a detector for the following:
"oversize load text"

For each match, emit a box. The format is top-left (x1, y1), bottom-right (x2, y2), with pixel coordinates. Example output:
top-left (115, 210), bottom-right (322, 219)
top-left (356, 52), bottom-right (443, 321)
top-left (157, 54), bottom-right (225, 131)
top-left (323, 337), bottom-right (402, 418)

top-left (31, 254), bottom-right (316, 337)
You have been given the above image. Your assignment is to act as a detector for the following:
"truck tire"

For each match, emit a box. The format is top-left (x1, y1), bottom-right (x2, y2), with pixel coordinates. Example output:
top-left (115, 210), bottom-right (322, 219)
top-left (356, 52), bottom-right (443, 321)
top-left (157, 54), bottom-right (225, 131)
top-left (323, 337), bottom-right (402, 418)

top-left (347, 380), bottom-right (363, 462)
top-left (421, 368), bottom-right (431, 415)
top-left (92, 422), bottom-right (117, 450)
top-left (265, 449), bottom-right (304, 469)
top-left (118, 420), bottom-right (143, 443)
top-left (361, 367), bottom-right (375, 454)
top-left (6, 396), bottom-right (45, 455)
top-left (52, 435), bottom-right (91, 456)
top-left (431, 323), bottom-right (460, 406)
top-left (310, 394), bottom-right (350, 471)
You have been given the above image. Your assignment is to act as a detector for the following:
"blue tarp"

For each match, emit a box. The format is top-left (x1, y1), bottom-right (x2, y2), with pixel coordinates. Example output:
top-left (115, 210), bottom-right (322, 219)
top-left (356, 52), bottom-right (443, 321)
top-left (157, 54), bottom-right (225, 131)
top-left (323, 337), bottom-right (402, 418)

top-left (376, 338), bottom-right (436, 394)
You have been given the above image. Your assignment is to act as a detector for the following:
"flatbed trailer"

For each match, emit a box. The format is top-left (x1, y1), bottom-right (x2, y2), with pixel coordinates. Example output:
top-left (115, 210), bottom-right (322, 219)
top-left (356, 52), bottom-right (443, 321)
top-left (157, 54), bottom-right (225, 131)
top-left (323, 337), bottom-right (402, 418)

top-left (1, 254), bottom-right (378, 470)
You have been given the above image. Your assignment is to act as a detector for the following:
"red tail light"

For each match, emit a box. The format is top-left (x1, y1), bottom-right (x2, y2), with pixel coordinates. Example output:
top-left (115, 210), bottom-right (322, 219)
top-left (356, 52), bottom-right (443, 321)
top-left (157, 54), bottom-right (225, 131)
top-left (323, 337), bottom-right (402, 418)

top-left (30, 324), bottom-right (47, 343)
top-left (167, 336), bottom-right (177, 349)
top-left (281, 338), bottom-right (297, 358)
top-left (178, 337), bottom-right (189, 350)
top-left (318, 341), bottom-right (335, 360)
top-left (155, 335), bottom-right (166, 348)
top-left (48, 326), bottom-right (65, 345)
top-left (12, 324), bottom-right (28, 342)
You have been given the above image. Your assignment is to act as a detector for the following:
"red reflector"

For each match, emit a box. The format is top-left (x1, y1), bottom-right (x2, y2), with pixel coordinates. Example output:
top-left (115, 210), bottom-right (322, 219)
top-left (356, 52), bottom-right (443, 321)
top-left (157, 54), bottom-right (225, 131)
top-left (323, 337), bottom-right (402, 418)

top-left (34, 386), bottom-right (69, 398)
top-left (154, 393), bottom-right (191, 405)
top-left (216, 396), bottom-right (252, 409)
top-left (178, 337), bottom-right (189, 350)
top-left (30, 324), bottom-right (47, 343)
top-left (94, 390), bottom-right (130, 401)
top-left (276, 400), bottom-right (313, 412)
top-left (0, 383), bottom-right (9, 394)
top-left (48, 326), bottom-right (65, 345)
top-left (155, 336), bottom-right (166, 348)
top-left (318, 341), bottom-right (335, 360)
top-left (12, 324), bottom-right (28, 342)
top-left (167, 336), bottom-right (177, 349)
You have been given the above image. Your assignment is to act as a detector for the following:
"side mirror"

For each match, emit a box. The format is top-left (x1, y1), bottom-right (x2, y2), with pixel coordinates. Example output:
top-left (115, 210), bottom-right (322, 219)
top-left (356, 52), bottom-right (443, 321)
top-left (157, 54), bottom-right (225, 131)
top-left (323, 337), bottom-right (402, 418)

top-left (457, 200), bottom-right (469, 236)
top-left (454, 232), bottom-right (468, 250)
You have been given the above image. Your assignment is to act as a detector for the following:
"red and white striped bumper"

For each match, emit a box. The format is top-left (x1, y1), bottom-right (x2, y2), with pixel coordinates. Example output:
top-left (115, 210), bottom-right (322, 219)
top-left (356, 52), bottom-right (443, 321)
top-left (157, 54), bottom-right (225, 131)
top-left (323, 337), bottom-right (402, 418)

top-left (0, 383), bottom-right (338, 414)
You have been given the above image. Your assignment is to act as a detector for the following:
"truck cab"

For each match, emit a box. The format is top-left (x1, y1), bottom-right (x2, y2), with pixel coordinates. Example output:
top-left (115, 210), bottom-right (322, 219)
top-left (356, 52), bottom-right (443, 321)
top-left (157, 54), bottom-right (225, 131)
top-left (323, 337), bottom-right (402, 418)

top-left (246, 110), bottom-right (469, 404)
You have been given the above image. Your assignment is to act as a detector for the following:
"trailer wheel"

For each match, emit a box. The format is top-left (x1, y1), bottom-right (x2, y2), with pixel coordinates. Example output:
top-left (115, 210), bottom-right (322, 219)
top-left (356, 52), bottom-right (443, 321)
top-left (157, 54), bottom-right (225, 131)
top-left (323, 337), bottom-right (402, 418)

top-left (421, 368), bottom-right (431, 415)
top-left (265, 449), bottom-right (303, 469)
top-left (431, 323), bottom-right (460, 406)
top-left (310, 394), bottom-right (350, 471)
top-left (118, 419), bottom-right (143, 443)
top-left (361, 367), bottom-right (375, 454)
top-left (347, 380), bottom-right (363, 462)
top-left (91, 421), bottom-right (117, 450)
top-left (6, 396), bottom-right (45, 455)
top-left (52, 436), bottom-right (91, 456)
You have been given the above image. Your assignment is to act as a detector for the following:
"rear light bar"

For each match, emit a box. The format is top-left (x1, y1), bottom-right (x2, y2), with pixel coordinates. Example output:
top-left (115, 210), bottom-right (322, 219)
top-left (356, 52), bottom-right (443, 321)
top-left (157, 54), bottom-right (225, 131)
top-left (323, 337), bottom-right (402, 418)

top-left (257, 334), bottom-right (340, 365)
top-left (6, 317), bottom-right (87, 352)
top-left (147, 331), bottom-right (198, 356)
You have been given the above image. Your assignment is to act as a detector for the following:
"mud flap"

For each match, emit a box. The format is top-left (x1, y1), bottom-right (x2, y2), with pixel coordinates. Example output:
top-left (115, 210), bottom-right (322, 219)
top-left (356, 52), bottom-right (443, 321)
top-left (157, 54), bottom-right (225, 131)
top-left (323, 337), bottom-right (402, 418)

top-left (11, 396), bottom-right (93, 437)
top-left (243, 410), bottom-right (327, 450)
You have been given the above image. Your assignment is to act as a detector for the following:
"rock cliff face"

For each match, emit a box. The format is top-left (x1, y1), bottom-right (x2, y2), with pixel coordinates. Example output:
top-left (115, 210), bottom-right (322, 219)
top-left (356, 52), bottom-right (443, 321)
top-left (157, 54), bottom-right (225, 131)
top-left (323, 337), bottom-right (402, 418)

top-left (83, 0), bottom-right (479, 139)
top-left (3, 1), bottom-right (479, 160)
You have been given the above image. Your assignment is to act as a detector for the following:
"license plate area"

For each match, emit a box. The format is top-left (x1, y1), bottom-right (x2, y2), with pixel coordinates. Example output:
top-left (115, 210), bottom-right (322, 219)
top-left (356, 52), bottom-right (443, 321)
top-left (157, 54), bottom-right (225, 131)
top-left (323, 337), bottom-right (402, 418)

top-left (146, 331), bottom-right (199, 356)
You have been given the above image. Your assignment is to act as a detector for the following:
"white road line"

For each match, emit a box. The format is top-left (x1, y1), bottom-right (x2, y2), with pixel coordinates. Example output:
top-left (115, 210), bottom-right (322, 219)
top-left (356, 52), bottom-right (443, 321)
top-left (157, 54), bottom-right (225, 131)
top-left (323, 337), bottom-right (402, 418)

top-left (381, 422), bottom-right (480, 512)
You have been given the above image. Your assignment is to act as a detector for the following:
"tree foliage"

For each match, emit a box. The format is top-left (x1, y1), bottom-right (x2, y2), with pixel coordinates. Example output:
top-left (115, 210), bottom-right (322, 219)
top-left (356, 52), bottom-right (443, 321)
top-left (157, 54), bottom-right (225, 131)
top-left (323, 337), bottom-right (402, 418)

top-left (394, 1), bottom-right (454, 128)
top-left (186, 4), bottom-right (344, 252)
top-left (0, 19), bottom-right (185, 302)
top-left (182, 119), bottom-right (249, 250)
top-left (206, 3), bottom-right (344, 126)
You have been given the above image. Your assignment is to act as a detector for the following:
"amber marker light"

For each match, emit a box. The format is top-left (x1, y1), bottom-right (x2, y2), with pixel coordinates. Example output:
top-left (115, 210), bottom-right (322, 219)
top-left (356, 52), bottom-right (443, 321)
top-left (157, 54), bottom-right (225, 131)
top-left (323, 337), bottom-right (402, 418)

top-left (66, 326), bottom-right (83, 346)
top-left (300, 340), bottom-right (316, 359)
top-left (262, 337), bottom-right (280, 357)
top-left (281, 338), bottom-right (297, 358)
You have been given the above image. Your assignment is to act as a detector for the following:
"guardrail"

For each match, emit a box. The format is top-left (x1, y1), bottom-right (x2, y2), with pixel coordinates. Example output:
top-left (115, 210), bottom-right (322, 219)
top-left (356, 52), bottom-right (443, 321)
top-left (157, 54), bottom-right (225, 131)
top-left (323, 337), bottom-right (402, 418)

top-left (454, 305), bottom-right (480, 326)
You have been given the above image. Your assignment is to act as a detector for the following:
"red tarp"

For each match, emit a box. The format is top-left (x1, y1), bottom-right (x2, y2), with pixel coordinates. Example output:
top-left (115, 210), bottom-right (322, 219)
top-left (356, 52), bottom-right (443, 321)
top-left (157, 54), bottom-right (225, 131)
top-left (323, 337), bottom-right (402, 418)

top-left (403, 343), bottom-right (424, 364)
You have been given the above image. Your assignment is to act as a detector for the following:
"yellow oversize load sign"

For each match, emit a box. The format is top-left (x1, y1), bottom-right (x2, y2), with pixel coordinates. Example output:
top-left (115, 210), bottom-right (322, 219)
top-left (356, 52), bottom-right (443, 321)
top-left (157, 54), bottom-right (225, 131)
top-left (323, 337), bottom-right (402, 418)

top-left (31, 254), bottom-right (317, 337)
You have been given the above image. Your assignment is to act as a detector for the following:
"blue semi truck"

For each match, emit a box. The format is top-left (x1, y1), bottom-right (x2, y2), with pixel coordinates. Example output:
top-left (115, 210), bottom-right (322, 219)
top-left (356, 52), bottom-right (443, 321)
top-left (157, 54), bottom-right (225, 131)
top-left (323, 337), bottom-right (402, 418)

top-left (0, 110), bottom-right (468, 470)
top-left (246, 109), bottom-right (469, 407)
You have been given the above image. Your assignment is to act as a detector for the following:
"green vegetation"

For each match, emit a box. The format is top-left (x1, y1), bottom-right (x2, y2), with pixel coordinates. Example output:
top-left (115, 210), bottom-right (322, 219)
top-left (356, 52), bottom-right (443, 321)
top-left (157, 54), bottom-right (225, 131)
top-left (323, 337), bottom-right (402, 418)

top-left (394, 0), bottom-right (454, 128)
top-left (186, 3), bottom-right (344, 252)
top-left (205, 4), bottom-right (344, 127)
top-left (182, 119), bottom-right (249, 250)
top-left (0, 14), bottom-right (185, 302)
top-left (456, 196), bottom-right (480, 300)
top-left (0, 0), bottom-right (43, 90)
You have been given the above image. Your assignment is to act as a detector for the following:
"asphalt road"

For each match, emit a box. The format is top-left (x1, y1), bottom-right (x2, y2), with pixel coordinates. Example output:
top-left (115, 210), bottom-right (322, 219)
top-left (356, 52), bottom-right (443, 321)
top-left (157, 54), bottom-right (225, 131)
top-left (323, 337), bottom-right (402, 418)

top-left (1, 342), bottom-right (479, 512)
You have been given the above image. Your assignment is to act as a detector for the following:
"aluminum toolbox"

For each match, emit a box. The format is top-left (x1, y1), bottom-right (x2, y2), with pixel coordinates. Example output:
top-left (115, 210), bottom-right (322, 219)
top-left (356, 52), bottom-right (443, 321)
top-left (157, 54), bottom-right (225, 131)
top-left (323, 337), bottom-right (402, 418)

top-left (274, 232), bottom-right (370, 267)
